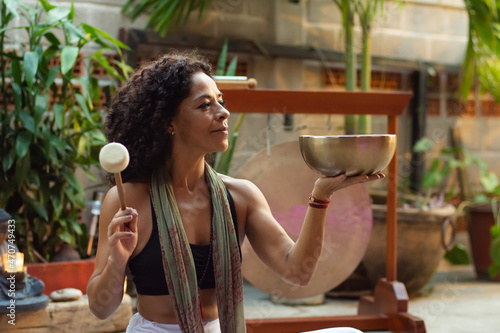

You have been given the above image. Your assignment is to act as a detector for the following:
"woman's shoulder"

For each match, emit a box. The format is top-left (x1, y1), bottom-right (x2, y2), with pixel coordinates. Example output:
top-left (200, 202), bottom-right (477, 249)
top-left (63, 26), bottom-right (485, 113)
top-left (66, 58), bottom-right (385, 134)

top-left (218, 174), bottom-right (262, 200)
top-left (103, 181), bottom-right (150, 207)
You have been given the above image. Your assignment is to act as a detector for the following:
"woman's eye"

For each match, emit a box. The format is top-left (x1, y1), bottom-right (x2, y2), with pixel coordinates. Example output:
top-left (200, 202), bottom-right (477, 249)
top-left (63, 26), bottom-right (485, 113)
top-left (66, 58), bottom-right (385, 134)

top-left (199, 102), bottom-right (211, 109)
top-left (219, 100), bottom-right (227, 107)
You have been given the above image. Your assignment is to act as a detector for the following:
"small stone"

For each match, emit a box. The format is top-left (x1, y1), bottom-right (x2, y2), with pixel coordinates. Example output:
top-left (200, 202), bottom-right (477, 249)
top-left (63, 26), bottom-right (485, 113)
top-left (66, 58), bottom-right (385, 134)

top-left (50, 288), bottom-right (83, 302)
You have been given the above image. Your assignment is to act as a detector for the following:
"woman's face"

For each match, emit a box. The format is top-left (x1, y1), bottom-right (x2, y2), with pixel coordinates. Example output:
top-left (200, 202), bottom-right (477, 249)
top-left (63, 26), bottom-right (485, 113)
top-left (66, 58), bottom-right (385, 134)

top-left (170, 72), bottom-right (230, 155)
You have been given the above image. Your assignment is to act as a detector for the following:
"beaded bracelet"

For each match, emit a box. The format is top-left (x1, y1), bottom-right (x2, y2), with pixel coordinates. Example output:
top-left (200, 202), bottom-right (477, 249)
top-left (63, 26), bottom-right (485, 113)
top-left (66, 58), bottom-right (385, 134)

top-left (308, 194), bottom-right (331, 209)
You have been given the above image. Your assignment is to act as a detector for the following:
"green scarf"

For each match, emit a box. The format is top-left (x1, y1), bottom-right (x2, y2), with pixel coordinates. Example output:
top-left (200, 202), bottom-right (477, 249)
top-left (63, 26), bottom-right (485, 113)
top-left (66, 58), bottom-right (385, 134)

top-left (150, 163), bottom-right (246, 333)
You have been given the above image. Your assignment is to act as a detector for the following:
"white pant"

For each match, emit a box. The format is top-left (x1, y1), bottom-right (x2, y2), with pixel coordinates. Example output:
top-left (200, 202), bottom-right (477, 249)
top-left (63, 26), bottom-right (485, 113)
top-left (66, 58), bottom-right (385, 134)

top-left (126, 312), bottom-right (221, 333)
top-left (126, 312), bottom-right (361, 333)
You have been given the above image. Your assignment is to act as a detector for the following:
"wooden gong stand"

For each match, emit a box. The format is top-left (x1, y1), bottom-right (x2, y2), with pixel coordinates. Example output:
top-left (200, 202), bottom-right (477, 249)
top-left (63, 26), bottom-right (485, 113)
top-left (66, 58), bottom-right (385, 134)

top-left (219, 88), bottom-right (426, 333)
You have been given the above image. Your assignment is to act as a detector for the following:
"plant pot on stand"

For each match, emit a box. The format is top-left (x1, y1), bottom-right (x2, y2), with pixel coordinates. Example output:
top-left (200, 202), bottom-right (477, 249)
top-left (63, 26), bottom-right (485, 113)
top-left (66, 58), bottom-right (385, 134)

top-left (467, 203), bottom-right (500, 282)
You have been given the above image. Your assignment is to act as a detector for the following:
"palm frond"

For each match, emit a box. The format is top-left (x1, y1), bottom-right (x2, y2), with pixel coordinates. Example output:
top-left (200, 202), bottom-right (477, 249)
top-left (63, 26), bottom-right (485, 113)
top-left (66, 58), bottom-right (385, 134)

top-left (122, 0), bottom-right (213, 36)
top-left (459, 0), bottom-right (500, 102)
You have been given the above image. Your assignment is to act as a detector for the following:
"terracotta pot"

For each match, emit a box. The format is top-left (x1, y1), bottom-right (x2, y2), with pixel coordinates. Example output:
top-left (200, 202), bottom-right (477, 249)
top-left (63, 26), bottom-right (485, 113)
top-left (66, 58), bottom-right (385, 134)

top-left (362, 204), bottom-right (456, 295)
top-left (26, 258), bottom-right (95, 295)
top-left (468, 204), bottom-right (500, 281)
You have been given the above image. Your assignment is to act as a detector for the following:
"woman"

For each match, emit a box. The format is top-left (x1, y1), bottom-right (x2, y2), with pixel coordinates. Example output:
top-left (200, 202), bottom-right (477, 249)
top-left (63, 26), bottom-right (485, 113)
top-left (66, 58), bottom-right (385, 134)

top-left (87, 51), bottom-right (383, 333)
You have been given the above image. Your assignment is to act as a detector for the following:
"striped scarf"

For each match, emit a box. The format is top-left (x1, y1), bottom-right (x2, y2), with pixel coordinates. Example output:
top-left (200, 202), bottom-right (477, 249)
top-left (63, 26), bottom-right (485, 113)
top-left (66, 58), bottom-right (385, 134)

top-left (150, 163), bottom-right (246, 333)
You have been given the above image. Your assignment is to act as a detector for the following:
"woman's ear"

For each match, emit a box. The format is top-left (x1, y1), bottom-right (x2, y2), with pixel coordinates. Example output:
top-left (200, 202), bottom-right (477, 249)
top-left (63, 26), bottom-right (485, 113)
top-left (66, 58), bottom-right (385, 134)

top-left (167, 124), bottom-right (175, 136)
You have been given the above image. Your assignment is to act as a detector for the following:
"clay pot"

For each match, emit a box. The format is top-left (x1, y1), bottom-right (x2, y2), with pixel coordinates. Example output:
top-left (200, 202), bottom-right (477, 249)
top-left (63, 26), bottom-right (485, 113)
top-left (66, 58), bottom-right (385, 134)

top-left (467, 203), bottom-right (500, 281)
top-left (27, 259), bottom-right (95, 295)
top-left (362, 204), bottom-right (456, 295)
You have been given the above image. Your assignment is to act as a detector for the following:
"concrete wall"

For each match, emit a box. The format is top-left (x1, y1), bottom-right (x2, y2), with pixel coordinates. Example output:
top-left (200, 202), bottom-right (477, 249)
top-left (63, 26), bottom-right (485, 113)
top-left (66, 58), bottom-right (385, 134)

top-left (16, 0), bottom-right (498, 198)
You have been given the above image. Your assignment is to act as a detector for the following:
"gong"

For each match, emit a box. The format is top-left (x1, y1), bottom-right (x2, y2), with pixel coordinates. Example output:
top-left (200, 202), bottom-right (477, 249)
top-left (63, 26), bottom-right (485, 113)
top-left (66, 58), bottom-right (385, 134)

top-left (236, 141), bottom-right (373, 299)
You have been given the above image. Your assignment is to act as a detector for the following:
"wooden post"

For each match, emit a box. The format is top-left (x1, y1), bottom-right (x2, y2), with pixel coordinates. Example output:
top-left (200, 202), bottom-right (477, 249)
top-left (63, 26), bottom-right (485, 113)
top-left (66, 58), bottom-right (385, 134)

top-left (386, 115), bottom-right (398, 281)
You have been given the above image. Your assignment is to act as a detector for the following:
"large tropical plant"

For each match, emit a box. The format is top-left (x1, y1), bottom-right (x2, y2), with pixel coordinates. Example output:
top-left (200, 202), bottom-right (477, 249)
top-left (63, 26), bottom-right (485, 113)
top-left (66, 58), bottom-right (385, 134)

top-left (122, 0), bottom-right (213, 36)
top-left (0, 0), bottom-right (132, 262)
top-left (458, 0), bottom-right (500, 103)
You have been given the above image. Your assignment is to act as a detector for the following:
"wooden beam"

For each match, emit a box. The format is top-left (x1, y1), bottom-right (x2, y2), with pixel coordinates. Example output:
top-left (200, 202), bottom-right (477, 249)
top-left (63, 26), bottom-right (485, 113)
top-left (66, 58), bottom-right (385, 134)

top-left (221, 89), bottom-right (411, 116)
top-left (246, 314), bottom-right (389, 333)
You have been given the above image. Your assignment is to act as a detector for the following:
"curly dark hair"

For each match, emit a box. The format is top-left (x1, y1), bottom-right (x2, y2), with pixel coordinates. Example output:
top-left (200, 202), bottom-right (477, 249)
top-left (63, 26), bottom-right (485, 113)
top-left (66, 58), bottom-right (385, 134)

top-left (104, 51), bottom-right (213, 185)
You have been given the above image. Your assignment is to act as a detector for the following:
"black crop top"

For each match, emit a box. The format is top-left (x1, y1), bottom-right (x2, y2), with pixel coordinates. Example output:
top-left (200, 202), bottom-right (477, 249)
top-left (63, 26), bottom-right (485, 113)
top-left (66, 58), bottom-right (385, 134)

top-left (128, 188), bottom-right (240, 296)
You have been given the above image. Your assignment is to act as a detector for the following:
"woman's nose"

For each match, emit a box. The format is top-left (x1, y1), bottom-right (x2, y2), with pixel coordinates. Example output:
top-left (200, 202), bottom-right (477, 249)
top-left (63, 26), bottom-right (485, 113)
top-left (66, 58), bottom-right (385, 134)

top-left (218, 104), bottom-right (230, 120)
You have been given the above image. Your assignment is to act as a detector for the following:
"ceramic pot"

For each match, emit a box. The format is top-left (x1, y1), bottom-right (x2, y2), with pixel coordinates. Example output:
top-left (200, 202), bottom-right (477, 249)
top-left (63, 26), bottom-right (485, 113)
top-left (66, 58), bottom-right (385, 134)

top-left (362, 204), bottom-right (456, 295)
top-left (468, 203), bottom-right (500, 281)
top-left (27, 258), bottom-right (95, 295)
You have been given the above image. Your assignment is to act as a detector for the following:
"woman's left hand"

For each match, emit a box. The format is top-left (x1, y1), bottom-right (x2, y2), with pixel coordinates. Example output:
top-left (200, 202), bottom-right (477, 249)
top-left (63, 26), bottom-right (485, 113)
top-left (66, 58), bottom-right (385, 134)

top-left (311, 172), bottom-right (385, 201)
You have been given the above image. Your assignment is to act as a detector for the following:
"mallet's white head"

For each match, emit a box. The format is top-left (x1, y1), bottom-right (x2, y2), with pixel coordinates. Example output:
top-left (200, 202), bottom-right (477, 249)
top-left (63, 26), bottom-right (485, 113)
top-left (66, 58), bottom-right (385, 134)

top-left (99, 142), bottom-right (130, 173)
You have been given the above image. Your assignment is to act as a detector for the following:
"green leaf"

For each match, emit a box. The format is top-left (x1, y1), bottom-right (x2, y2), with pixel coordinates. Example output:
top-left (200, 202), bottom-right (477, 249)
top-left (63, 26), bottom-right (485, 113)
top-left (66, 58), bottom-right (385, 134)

top-left (216, 132), bottom-right (239, 175)
top-left (81, 24), bottom-right (129, 50)
top-left (53, 103), bottom-right (64, 129)
top-left (18, 110), bottom-right (35, 133)
top-left (444, 244), bottom-right (470, 265)
top-left (46, 7), bottom-right (71, 24)
top-left (2, 148), bottom-right (16, 172)
top-left (58, 230), bottom-right (74, 244)
top-left (489, 236), bottom-right (500, 279)
top-left (52, 190), bottom-right (64, 219)
top-left (11, 58), bottom-right (22, 84)
top-left (64, 185), bottom-right (84, 206)
top-left (491, 225), bottom-right (500, 239)
top-left (16, 132), bottom-right (32, 160)
top-left (413, 137), bottom-right (434, 153)
top-left (60, 46), bottom-right (79, 75)
top-left (20, 191), bottom-right (49, 220)
top-left (480, 171), bottom-right (499, 194)
top-left (62, 22), bottom-right (87, 43)
top-left (77, 135), bottom-right (87, 157)
top-left (32, 200), bottom-right (49, 220)
top-left (11, 82), bottom-right (22, 111)
top-left (23, 51), bottom-right (39, 85)
top-left (68, 2), bottom-right (75, 20)
top-left (74, 93), bottom-right (92, 122)
top-left (38, 0), bottom-right (57, 12)
top-left (35, 94), bottom-right (48, 129)
top-left (63, 171), bottom-right (82, 192)
top-left (28, 171), bottom-right (41, 187)
top-left (82, 167), bottom-right (97, 182)
top-left (15, 151), bottom-right (30, 190)
top-left (68, 218), bottom-right (83, 235)
top-left (44, 31), bottom-right (61, 45)
top-left (225, 57), bottom-right (238, 76)
top-left (45, 66), bottom-right (59, 89)
top-left (216, 39), bottom-right (228, 76)
top-left (421, 159), bottom-right (442, 190)
top-left (48, 133), bottom-right (67, 149)
top-left (3, 0), bottom-right (21, 17)
top-left (34, 23), bottom-right (56, 38)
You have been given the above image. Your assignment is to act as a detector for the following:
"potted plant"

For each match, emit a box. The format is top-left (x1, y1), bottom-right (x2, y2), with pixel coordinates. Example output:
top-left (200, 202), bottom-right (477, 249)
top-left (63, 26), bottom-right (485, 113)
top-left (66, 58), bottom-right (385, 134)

top-left (408, 134), bottom-right (500, 282)
top-left (0, 0), bottom-right (131, 292)
top-left (453, 155), bottom-right (500, 281)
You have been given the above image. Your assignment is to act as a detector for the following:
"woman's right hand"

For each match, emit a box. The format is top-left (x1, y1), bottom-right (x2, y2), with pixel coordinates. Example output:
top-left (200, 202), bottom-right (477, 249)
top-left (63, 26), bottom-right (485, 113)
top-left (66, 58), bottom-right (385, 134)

top-left (107, 207), bottom-right (138, 265)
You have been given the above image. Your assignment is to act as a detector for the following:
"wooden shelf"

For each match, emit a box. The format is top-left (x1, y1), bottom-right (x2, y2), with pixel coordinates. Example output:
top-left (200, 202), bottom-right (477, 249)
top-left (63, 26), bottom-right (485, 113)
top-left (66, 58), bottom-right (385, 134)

top-left (221, 89), bottom-right (411, 116)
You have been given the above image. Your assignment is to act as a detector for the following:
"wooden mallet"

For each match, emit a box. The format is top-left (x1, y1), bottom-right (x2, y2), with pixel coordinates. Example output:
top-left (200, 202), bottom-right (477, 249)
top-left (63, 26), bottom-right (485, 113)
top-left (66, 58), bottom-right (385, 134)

top-left (99, 142), bottom-right (130, 211)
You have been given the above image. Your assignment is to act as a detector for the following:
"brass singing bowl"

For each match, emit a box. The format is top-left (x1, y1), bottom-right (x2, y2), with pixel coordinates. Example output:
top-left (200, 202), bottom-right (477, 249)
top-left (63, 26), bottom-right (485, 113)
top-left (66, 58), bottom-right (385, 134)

top-left (299, 134), bottom-right (397, 177)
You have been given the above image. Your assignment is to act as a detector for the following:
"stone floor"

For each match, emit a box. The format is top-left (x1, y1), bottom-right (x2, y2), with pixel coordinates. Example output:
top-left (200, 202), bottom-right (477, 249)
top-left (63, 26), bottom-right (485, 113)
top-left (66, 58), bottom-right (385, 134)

top-left (243, 259), bottom-right (500, 333)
